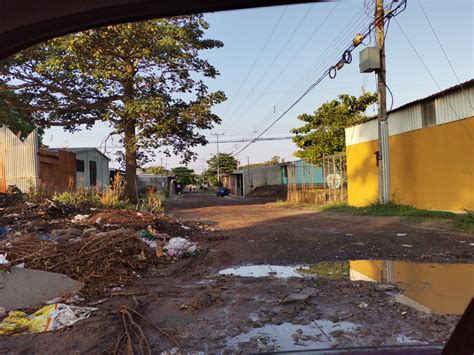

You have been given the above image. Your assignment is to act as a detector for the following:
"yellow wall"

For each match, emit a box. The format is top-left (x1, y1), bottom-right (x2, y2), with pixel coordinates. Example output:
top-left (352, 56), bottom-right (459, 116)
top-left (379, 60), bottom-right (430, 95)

top-left (347, 116), bottom-right (474, 211)
top-left (349, 260), bottom-right (474, 314)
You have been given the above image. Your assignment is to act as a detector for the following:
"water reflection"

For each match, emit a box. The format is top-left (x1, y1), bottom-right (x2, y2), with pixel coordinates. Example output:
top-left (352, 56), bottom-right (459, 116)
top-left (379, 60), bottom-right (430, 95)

top-left (349, 260), bottom-right (474, 315)
top-left (219, 260), bottom-right (474, 315)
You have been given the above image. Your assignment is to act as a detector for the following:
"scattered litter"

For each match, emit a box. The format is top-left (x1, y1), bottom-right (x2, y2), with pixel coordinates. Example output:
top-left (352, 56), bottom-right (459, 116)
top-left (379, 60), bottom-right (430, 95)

top-left (0, 253), bottom-right (9, 264)
top-left (459, 241), bottom-right (466, 243)
top-left (358, 302), bottom-right (368, 309)
top-left (72, 214), bottom-right (90, 223)
top-left (164, 237), bottom-right (197, 257)
top-left (0, 303), bottom-right (97, 335)
top-left (37, 233), bottom-right (59, 242)
top-left (402, 244), bottom-right (413, 248)
top-left (181, 225), bottom-right (191, 230)
top-left (470, 243), bottom-right (474, 246)
top-left (95, 217), bottom-right (102, 224)
top-left (397, 233), bottom-right (407, 237)
top-left (4, 214), bottom-right (19, 218)
top-left (345, 233), bottom-right (354, 237)
top-left (0, 226), bottom-right (8, 239)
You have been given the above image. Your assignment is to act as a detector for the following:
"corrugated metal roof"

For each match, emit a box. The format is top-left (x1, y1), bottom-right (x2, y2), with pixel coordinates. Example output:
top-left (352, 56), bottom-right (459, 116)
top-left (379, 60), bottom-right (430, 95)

top-left (349, 78), bottom-right (474, 127)
top-left (48, 147), bottom-right (111, 161)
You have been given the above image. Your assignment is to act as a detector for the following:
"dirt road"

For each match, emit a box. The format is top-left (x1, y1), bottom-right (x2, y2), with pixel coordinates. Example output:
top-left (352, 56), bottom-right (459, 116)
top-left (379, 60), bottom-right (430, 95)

top-left (2, 192), bottom-right (473, 353)
top-left (167, 192), bottom-right (474, 266)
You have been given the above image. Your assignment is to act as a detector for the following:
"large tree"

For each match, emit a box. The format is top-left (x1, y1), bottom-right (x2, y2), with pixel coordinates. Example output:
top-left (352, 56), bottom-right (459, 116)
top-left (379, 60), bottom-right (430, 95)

top-left (172, 166), bottom-right (196, 186)
top-left (0, 87), bottom-right (43, 140)
top-left (291, 93), bottom-right (377, 163)
top-left (0, 16), bottom-right (226, 201)
top-left (204, 153), bottom-right (238, 186)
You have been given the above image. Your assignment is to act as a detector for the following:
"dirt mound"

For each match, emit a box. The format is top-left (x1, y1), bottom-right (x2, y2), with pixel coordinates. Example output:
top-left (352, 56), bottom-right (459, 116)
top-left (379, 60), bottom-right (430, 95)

top-left (248, 185), bottom-right (287, 200)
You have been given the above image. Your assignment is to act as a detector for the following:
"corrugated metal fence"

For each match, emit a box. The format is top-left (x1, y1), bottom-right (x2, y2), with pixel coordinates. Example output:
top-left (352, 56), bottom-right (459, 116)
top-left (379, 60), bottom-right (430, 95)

top-left (0, 125), bottom-right (39, 192)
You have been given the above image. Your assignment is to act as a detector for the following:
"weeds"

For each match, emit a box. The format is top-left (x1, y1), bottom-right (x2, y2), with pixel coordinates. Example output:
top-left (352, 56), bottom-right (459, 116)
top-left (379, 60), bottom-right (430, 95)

top-left (323, 202), bottom-right (474, 231)
top-left (136, 188), bottom-right (164, 213)
top-left (26, 179), bottom-right (51, 203)
top-left (53, 175), bottom-right (128, 209)
top-left (100, 174), bottom-right (128, 208)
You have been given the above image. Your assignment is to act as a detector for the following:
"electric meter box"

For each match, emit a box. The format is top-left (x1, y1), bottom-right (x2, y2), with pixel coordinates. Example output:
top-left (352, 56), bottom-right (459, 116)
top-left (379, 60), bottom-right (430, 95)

top-left (359, 47), bottom-right (380, 73)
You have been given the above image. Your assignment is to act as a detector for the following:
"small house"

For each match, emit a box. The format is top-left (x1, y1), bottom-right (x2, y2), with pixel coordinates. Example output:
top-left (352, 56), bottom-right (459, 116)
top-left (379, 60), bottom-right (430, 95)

top-left (63, 148), bottom-right (111, 189)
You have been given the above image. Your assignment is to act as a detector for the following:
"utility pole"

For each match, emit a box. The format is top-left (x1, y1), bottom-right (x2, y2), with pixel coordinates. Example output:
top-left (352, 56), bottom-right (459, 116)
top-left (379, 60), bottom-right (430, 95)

top-left (375, 0), bottom-right (391, 204)
top-left (211, 132), bottom-right (224, 182)
top-left (245, 155), bottom-right (251, 196)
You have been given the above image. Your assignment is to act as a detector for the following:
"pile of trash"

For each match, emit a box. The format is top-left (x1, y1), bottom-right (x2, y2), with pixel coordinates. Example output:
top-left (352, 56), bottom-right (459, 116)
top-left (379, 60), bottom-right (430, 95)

top-left (0, 228), bottom-right (156, 296)
top-left (0, 303), bottom-right (97, 335)
top-left (137, 226), bottom-right (198, 257)
top-left (0, 205), bottom-right (212, 297)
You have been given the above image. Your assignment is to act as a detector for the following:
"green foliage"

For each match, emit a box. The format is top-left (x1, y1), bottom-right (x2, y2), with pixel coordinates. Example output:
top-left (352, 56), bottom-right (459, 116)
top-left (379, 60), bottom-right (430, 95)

top-left (246, 155), bottom-right (285, 169)
top-left (26, 180), bottom-right (51, 203)
top-left (292, 93), bottom-right (377, 162)
top-left (297, 261), bottom-right (349, 280)
top-left (53, 175), bottom-right (128, 209)
top-left (452, 211), bottom-right (474, 231)
top-left (204, 153), bottom-right (238, 185)
top-left (323, 203), bottom-right (474, 231)
top-left (172, 166), bottom-right (196, 186)
top-left (0, 16), bottom-right (226, 200)
top-left (143, 166), bottom-right (169, 176)
top-left (0, 88), bottom-right (44, 142)
top-left (322, 202), bottom-right (455, 217)
top-left (136, 189), bottom-right (165, 212)
top-left (53, 190), bottom-right (102, 208)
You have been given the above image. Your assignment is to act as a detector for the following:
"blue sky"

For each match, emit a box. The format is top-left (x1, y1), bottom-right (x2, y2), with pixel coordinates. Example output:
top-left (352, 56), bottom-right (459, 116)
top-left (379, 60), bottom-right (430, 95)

top-left (43, 0), bottom-right (473, 172)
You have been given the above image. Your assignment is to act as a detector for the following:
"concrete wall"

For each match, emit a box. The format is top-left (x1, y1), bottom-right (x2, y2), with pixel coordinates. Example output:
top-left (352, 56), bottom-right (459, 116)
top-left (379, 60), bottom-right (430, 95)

top-left (136, 174), bottom-right (169, 195)
top-left (346, 116), bottom-right (474, 211)
top-left (241, 165), bottom-right (282, 195)
top-left (75, 150), bottom-right (109, 189)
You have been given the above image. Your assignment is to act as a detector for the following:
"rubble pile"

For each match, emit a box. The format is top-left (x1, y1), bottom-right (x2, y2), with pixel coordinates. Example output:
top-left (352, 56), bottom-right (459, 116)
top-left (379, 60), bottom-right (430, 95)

top-left (0, 201), bottom-right (219, 297)
top-left (1, 229), bottom-right (155, 296)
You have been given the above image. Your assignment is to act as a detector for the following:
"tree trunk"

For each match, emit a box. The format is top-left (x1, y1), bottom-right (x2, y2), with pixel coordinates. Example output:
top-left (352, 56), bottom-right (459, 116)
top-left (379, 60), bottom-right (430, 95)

top-left (124, 119), bottom-right (138, 203)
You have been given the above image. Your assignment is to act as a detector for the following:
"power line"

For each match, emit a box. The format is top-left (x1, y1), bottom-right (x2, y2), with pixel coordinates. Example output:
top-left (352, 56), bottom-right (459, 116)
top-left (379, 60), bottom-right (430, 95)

top-left (220, 5), bottom-right (288, 117)
top-left (208, 136), bottom-right (293, 144)
top-left (229, 0), bottom-right (341, 128)
top-left (232, 3), bottom-right (377, 140)
top-left (233, 0), bottom-right (407, 156)
top-left (418, 1), bottom-right (473, 110)
top-left (227, 3), bottom-right (315, 121)
top-left (393, 17), bottom-right (473, 141)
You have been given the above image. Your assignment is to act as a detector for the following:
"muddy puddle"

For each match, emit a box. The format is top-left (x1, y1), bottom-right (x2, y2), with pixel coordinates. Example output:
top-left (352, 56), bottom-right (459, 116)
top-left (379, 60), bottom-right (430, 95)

top-left (219, 260), bottom-right (474, 315)
top-left (225, 319), bottom-right (359, 351)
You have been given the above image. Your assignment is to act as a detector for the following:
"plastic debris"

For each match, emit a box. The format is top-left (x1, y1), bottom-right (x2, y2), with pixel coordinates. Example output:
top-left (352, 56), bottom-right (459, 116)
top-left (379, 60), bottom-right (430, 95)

top-left (397, 233), bottom-right (407, 237)
top-left (358, 302), bottom-right (368, 309)
top-left (164, 237), bottom-right (197, 257)
top-left (181, 225), bottom-right (191, 230)
top-left (37, 233), bottom-right (59, 242)
top-left (402, 244), bottom-right (413, 248)
top-left (0, 253), bottom-right (9, 264)
top-left (0, 226), bottom-right (7, 239)
top-left (72, 214), bottom-right (90, 223)
top-left (0, 303), bottom-right (97, 335)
